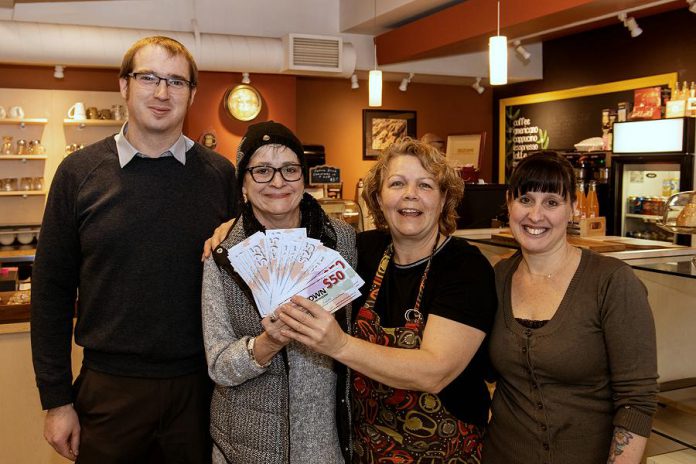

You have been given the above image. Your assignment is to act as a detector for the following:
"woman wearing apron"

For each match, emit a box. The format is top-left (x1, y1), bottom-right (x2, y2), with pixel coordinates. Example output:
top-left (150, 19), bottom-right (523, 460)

top-left (277, 137), bottom-right (497, 463)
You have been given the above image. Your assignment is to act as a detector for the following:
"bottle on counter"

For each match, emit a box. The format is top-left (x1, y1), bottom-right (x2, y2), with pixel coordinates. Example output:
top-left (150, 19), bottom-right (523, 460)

top-left (661, 87), bottom-right (672, 118)
top-left (688, 81), bottom-right (696, 117)
top-left (354, 178), bottom-right (364, 203)
top-left (586, 181), bottom-right (599, 218)
top-left (574, 182), bottom-right (587, 222)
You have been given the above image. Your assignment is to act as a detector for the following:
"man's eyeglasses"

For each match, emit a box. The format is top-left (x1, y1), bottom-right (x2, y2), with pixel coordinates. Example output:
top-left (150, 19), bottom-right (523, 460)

top-left (246, 164), bottom-right (303, 183)
top-left (127, 72), bottom-right (194, 92)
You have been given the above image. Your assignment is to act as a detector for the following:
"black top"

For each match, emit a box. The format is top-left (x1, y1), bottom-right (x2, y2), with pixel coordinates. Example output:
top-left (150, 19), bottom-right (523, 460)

top-left (355, 229), bottom-right (497, 427)
top-left (515, 318), bottom-right (550, 329)
top-left (31, 136), bottom-right (237, 410)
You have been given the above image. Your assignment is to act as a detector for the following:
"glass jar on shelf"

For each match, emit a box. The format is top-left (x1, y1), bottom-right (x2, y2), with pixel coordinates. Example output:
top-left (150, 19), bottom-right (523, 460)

top-left (32, 177), bottom-right (44, 191)
top-left (29, 140), bottom-right (45, 155)
top-left (15, 139), bottom-right (28, 155)
top-left (19, 177), bottom-right (33, 191)
top-left (1, 135), bottom-right (13, 155)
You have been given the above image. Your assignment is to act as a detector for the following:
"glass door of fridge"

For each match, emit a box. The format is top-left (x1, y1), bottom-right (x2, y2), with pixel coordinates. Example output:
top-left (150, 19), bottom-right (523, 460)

top-left (620, 162), bottom-right (680, 241)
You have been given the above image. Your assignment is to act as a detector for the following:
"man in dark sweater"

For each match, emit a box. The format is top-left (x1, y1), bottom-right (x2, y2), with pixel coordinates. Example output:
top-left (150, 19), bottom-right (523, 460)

top-left (31, 36), bottom-right (236, 463)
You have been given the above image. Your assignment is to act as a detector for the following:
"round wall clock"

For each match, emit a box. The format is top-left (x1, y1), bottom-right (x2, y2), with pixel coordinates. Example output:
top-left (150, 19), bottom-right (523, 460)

top-left (224, 84), bottom-right (262, 121)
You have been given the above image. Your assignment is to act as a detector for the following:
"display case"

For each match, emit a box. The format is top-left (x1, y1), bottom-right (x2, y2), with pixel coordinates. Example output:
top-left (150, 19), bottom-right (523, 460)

top-left (611, 118), bottom-right (695, 244)
top-left (317, 198), bottom-right (363, 232)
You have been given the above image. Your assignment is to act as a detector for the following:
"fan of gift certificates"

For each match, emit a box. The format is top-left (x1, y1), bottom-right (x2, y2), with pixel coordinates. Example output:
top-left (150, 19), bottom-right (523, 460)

top-left (226, 228), bottom-right (365, 317)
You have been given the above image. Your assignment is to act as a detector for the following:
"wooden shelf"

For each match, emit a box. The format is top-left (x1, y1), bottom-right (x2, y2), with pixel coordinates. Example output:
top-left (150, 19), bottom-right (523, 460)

top-left (0, 118), bottom-right (48, 127)
top-left (626, 213), bottom-right (663, 220)
top-left (0, 155), bottom-right (48, 161)
top-left (0, 191), bottom-right (46, 197)
top-left (0, 246), bottom-right (36, 263)
top-left (63, 119), bottom-right (123, 127)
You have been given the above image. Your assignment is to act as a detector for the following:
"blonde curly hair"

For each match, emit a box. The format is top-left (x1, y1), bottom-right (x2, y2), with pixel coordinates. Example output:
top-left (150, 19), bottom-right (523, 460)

top-left (362, 137), bottom-right (464, 235)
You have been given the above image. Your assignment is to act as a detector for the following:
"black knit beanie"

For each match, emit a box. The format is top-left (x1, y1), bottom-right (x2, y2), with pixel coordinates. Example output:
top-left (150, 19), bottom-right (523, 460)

top-left (236, 121), bottom-right (305, 182)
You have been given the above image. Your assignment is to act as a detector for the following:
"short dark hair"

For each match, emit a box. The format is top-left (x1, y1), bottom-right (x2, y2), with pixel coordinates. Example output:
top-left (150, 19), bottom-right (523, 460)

top-left (508, 151), bottom-right (576, 203)
top-left (362, 137), bottom-right (463, 235)
top-left (119, 36), bottom-right (198, 87)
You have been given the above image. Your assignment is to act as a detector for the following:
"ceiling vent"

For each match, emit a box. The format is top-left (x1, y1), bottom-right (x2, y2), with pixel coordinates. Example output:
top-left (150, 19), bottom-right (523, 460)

top-left (283, 33), bottom-right (342, 74)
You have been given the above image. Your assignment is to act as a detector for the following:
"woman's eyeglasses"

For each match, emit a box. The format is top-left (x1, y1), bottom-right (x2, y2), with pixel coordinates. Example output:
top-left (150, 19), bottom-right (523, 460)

top-left (246, 164), bottom-right (303, 183)
top-left (127, 72), bottom-right (194, 92)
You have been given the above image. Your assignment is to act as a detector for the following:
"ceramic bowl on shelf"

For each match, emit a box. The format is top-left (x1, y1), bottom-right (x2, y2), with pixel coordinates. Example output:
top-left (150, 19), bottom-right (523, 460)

top-left (0, 232), bottom-right (16, 246)
top-left (16, 229), bottom-right (35, 245)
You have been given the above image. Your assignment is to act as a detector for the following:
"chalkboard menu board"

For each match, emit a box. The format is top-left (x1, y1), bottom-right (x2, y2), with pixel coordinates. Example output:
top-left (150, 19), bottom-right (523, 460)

top-left (498, 73), bottom-right (677, 182)
top-left (309, 165), bottom-right (341, 185)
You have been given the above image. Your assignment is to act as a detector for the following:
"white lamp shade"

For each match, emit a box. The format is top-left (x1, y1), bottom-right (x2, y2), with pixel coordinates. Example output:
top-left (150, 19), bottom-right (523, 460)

top-left (369, 70), bottom-right (382, 107)
top-left (489, 35), bottom-right (508, 85)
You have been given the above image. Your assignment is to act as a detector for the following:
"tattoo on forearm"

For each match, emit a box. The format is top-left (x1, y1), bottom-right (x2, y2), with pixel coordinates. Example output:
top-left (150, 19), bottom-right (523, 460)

top-left (607, 427), bottom-right (634, 463)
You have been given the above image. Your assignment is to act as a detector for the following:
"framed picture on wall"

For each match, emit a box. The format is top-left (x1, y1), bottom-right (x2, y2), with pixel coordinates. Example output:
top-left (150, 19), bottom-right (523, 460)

top-left (363, 109), bottom-right (417, 160)
top-left (446, 132), bottom-right (486, 168)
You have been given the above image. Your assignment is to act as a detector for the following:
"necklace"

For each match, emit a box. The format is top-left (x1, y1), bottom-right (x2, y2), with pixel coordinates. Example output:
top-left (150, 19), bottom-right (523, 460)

top-left (523, 262), bottom-right (553, 279)
top-left (382, 233), bottom-right (441, 325)
top-left (522, 245), bottom-right (576, 280)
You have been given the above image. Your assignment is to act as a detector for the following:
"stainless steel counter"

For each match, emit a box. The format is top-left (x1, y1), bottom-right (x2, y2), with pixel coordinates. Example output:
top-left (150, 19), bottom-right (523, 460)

top-left (632, 257), bottom-right (696, 280)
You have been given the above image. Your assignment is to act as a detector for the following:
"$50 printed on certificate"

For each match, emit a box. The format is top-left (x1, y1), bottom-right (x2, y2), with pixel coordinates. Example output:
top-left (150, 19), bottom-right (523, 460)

top-left (225, 228), bottom-right (364, 316)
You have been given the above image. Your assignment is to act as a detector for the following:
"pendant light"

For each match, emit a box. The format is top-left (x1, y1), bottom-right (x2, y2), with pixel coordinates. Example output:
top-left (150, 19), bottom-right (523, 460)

top-left (369, 68), bottom-right (382, 106)
top-left (369, 0), bottom-right (382, 107)
top-left (488, 0), bottom-right (508, 85)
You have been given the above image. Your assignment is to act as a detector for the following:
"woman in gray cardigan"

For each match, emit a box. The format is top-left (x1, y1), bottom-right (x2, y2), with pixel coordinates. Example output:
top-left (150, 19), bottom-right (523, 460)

top-left (482, 152), bottom-right (658, 464)
top-left (202, 121), bottom-right (354, 463)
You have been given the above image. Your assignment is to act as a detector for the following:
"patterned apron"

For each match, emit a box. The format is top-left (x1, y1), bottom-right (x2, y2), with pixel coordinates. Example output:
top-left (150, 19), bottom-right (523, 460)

top-left (352, 243), bottom-right (483, 464)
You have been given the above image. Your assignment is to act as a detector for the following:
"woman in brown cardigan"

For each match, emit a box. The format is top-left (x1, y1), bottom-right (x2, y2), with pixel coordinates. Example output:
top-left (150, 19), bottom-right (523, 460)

top-left (482, 152), bottom-right (658, 464)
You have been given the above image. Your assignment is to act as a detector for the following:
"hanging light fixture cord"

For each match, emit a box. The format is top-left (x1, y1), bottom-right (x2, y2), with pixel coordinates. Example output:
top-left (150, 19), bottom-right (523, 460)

top-left (497, 0), bottom-right (501, 36)
top-left (374, 0), bottom-right (378, 70)
top-left (374, 43), bottom-right (377, 71)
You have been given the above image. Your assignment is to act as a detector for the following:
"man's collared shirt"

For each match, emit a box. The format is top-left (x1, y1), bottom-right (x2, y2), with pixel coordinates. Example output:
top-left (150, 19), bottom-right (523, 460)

top-left (114, 122), bottom-right (193, 168)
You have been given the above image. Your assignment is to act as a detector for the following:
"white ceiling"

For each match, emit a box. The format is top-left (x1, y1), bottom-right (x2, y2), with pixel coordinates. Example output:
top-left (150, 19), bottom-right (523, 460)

top-left (0, 0), bottom-right (543, 85)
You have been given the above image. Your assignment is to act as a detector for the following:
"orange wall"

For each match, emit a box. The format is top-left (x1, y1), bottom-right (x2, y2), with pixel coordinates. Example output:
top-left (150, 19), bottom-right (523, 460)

top-left (296, 76), bottom-right (493, 198)
top-left (0, 64), bottom-right (119, 91)
top-left (184, 71), bottom-right (297, 162)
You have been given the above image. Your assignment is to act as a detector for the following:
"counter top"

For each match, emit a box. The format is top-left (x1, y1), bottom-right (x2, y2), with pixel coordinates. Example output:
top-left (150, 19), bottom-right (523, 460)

top-left (0, 246), bottom-right (36, 263)
top-left (455, 228), bottom-right (696, 277)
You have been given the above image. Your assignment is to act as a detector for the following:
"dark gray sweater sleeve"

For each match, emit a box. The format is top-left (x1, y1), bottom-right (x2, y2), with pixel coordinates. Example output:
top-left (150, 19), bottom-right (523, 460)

top-left (600, 263), bottom-right (659, 437)
top-left (31, 162), bottom-right (81, 410)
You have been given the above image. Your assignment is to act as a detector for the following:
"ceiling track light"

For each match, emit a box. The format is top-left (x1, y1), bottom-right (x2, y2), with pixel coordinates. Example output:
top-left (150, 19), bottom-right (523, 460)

top-left (53, 65), bottom-right (65, 79)
top-left (472, 77), bottom-right (485, 95)
top-left (618, 12), bottom-right (643, 38)
top-left (513, 40), bottom-right (531, 61)
top-left (241, 72), bottom-right (251, 84)
top-left (399, 72), bottom-right (415, 92)
top-left (350, 73), bottom-right (359, 90)
top-left (688, 0), bottom-right (696, 14)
